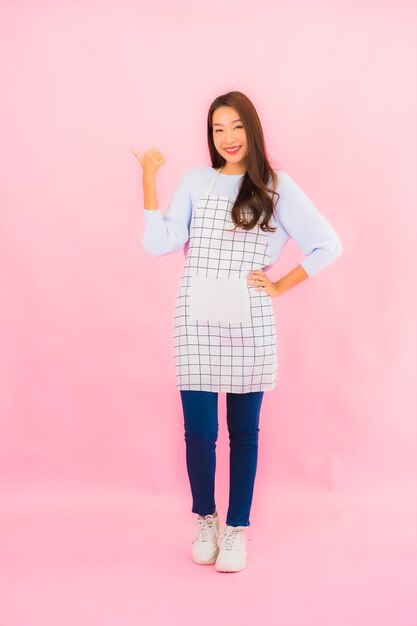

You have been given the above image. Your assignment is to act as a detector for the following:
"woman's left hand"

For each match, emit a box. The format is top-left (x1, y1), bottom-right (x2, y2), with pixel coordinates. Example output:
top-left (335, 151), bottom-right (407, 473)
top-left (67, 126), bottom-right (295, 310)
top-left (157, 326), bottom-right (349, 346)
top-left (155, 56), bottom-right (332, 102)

top-left (247, 269), bottom-right (280, 297)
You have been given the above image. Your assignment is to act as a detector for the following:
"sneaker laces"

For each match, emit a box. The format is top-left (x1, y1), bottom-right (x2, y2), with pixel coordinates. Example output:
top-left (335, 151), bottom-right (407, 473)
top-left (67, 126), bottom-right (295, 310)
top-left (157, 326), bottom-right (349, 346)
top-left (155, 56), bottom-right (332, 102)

top-left (195, 514), bottom-right (218, 543)
top-left (221, 526), bottom-right (244, 551)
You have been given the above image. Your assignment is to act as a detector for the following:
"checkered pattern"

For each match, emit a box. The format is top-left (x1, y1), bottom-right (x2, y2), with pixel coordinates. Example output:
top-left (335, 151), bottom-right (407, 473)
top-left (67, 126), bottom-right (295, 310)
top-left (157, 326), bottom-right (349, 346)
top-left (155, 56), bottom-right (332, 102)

top-left (173, 169), bottom-right (278, 393)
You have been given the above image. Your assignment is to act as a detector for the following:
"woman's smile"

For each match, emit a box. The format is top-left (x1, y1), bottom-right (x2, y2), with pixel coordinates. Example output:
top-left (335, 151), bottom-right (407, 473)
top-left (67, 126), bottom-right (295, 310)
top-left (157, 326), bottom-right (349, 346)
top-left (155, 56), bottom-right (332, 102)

top-left (224, 145), bottom-right (242, 154)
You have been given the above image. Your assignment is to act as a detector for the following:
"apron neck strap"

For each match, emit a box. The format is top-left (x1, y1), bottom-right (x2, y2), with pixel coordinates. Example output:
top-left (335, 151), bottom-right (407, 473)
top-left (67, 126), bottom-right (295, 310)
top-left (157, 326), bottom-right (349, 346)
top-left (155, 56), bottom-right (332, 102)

top-left (206, 165), bottom-right (224, 195)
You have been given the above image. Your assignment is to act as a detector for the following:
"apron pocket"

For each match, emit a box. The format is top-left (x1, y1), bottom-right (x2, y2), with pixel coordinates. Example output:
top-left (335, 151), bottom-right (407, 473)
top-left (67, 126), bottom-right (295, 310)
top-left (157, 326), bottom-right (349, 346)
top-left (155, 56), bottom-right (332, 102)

top-left (189, 275), bottom-right (252, 324)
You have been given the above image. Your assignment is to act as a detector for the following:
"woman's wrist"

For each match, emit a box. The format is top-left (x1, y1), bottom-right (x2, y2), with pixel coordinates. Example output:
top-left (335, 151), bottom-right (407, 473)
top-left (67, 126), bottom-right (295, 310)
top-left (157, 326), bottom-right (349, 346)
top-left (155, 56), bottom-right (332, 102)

top-left (273, 266), bottom-right (309, 297)
top-left (272, 281), bottom-right (281, 297)
top-left (143, 177), bottom-right (158, 210)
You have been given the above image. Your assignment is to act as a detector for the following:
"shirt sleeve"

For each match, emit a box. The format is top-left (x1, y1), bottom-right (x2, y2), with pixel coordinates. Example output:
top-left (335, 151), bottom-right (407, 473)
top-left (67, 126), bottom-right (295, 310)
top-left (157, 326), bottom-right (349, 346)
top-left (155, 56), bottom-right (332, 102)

top-left (277, 172), bottom-right (343, 277)
top-left (142, 170), bottom-right (192, 256)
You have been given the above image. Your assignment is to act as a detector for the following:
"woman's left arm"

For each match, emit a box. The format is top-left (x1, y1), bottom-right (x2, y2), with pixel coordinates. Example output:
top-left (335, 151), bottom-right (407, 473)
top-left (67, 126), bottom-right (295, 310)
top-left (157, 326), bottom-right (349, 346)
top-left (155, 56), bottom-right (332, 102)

top-left (247, 170), bottom-right (344, 296)
top-left (277, 171), bottom-right (343, 277)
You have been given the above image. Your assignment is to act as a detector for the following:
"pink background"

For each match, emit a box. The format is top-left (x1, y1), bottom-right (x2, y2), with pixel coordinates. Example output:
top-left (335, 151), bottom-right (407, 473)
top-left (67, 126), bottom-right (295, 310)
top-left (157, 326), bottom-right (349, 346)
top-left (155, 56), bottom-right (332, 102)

top-left (1, 1), bottom-right (416, 624)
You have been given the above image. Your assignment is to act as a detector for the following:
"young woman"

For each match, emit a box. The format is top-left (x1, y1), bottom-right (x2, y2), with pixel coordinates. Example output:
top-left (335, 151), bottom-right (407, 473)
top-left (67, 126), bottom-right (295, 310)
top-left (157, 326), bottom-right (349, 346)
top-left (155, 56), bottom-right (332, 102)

top-left (132, 91), bottom-right (343, 573)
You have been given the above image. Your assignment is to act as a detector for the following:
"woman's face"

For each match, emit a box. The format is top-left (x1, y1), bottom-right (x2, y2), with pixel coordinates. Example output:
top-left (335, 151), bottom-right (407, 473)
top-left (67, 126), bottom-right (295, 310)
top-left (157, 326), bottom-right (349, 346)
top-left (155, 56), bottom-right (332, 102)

top-left (212, 106), bottom-right (248, 171)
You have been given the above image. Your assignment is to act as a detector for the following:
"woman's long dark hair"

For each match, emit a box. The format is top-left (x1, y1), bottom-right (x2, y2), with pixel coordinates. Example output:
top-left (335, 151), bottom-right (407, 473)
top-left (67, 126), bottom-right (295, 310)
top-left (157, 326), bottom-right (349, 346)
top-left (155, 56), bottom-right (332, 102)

top-left (207, 91), bottom-right (280, 233)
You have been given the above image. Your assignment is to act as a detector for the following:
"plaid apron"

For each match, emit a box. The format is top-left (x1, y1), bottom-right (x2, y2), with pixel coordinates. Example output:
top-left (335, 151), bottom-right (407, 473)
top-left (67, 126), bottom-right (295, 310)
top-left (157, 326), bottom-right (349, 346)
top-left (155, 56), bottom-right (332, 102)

top-left (173, 166), bottom-right (277, 393)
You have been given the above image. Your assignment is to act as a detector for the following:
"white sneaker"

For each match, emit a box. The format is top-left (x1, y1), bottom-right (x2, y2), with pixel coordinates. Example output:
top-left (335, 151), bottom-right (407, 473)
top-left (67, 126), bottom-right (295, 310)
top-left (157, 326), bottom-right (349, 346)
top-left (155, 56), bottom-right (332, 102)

top-left (191, 512), bottom-right (220, 565)
top-left (215, 525), bottom-right (247, 572)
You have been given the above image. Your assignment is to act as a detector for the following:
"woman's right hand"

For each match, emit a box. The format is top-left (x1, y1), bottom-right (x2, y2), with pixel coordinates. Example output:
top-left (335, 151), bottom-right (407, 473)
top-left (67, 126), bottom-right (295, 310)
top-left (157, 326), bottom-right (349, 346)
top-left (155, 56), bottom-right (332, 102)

top-left (130, 148), bottom-right (166, 181)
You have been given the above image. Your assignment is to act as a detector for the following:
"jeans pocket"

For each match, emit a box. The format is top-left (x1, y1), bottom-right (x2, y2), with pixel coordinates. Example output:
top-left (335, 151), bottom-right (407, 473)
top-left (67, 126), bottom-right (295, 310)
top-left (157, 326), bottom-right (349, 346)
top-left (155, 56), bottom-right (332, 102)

top-left (189, 275), bottom-right (252, 324)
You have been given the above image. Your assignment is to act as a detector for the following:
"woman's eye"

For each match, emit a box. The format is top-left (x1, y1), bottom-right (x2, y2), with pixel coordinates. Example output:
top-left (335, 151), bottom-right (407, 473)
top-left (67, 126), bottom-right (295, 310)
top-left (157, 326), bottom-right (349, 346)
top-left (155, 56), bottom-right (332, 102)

top-left (215, 126), bottom-right (243, 133)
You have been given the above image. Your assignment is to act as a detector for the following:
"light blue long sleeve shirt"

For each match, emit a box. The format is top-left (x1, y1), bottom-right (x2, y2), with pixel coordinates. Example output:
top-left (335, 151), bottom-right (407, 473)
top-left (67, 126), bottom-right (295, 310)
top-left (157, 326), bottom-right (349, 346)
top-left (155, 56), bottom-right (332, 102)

top-left (142, 166), bottom-right (343, 277)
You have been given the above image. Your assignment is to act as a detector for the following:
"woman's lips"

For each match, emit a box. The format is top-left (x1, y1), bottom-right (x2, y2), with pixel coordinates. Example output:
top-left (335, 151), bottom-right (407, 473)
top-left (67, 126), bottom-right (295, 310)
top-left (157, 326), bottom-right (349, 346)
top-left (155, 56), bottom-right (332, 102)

top-left (224, 145), bottom-right (241, 154)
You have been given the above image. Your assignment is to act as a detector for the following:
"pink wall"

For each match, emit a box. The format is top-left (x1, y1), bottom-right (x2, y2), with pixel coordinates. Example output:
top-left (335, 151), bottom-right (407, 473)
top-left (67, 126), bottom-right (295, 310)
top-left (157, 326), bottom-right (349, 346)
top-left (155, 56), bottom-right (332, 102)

top-left (0, 1), bottom-right (416, 623)
top-left (1, 0), bottom-right (415, 496)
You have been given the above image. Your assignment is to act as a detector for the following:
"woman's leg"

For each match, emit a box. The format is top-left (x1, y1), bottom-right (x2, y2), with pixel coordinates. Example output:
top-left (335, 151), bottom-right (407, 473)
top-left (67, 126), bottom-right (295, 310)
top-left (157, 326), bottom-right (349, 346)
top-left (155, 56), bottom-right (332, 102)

top-left (225, 391), bottom-right (264, 527)
top-left (180, 390), bottom-right (219, 517)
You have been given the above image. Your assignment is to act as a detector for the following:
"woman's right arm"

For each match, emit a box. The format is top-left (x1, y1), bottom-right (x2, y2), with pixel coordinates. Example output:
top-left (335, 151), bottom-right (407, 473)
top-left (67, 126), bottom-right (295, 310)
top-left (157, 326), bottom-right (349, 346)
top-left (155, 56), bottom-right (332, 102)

top-left (131, 148), bottom-right (192, 256)
top-left (142, 171), bottom-right (192, 256)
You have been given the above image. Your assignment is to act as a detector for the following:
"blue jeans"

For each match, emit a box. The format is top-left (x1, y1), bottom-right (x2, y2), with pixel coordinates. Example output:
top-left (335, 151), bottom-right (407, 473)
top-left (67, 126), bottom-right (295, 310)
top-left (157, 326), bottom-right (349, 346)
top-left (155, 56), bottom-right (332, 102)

top-left (180, 390), bottom-right (264, 527)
